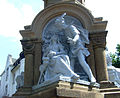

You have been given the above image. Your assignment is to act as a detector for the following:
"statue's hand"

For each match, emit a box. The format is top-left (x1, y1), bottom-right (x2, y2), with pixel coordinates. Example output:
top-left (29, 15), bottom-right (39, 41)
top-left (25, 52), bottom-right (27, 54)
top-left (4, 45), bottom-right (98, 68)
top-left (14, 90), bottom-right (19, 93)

top-left (48, 51), bottom-right (56, 58)
top-left (67, 37), bottom-right (75, 45)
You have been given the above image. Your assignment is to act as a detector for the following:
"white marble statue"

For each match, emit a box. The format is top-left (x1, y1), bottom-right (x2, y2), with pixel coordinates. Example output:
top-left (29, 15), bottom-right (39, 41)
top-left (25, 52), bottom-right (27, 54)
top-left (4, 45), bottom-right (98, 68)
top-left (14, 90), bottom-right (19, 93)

top-left (38, 35), bottom-right (80, 84)
top-left (55, 13), bottom-right (96, 83)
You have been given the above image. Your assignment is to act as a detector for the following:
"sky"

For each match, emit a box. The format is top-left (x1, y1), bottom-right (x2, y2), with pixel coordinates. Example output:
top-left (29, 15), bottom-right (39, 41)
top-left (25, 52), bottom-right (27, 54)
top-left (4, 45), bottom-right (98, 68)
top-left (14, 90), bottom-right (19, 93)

top-left (0, 0), bottom-right (120, 75)
top-left (0, 0), bottom-right (44, 74)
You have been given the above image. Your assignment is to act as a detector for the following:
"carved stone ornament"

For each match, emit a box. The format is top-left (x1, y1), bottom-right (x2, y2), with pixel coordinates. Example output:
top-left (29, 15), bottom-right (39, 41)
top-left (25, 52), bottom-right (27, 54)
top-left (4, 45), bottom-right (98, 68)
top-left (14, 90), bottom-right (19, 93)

top-left (21, 40), bottom-right (35, 54)
top-left (90, 31), bottom-right (107, 49)
top-left (38, 13), bottom-right (97, 86)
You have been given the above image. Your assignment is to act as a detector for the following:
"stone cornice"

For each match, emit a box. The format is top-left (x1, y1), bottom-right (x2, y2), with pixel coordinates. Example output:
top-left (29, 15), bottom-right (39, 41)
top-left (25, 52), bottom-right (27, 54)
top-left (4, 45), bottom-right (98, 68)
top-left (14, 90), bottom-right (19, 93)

top-left (20, 29), bottom-right (35, 40)
top-left (90, 31), bottom-right (108, 49)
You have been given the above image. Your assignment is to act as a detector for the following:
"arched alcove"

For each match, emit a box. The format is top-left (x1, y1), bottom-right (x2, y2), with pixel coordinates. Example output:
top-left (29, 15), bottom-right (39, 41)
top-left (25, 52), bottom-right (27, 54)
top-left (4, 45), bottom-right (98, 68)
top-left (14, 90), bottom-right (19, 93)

top-left (31, 3), bottom-right (95, 39)
top-left (19, 2), bottom-right (108, 86)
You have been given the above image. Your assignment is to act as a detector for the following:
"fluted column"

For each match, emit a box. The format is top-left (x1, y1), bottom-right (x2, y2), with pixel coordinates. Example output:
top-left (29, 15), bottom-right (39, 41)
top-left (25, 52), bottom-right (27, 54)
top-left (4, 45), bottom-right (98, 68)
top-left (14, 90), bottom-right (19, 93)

top-left (90, 31), bottom-right (108, 82)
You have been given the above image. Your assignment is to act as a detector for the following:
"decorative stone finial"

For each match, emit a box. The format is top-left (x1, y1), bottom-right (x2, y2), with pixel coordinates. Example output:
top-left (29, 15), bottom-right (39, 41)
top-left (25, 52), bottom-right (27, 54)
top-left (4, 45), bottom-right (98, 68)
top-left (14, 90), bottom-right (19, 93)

top-left (43, 0), bottom-right (85, 8)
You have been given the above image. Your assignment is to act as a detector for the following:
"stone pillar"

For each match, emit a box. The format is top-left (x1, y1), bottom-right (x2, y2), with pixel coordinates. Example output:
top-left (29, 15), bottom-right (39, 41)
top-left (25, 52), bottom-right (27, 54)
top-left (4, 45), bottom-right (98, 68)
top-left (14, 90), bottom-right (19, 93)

top-left (21, 39), bottom-right (35, 87)
top-left (90, 31), bottom-right (109, 82)
top-left (13, 39), bottom-right (36, 96)
top-left (86, 42), bottom-right (96, 78)
top-left (33, 40), bottom-right (42, 85)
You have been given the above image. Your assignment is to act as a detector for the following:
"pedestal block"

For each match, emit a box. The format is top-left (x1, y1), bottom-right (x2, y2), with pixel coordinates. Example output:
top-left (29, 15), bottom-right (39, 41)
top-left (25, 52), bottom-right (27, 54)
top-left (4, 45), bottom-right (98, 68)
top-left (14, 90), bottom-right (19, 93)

top-left (30, 81), bottom-right (103, 98)
top-left (12, 80), bottom-right (120, 98)
top-left (100, 87), bottom-right (120, 98)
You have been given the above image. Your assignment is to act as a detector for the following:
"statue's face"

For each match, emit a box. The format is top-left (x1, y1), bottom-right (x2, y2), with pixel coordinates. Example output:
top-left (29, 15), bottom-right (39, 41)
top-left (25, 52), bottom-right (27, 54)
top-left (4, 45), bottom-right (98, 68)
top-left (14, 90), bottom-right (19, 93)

top-left (51, 35), bottom-right (58, 43)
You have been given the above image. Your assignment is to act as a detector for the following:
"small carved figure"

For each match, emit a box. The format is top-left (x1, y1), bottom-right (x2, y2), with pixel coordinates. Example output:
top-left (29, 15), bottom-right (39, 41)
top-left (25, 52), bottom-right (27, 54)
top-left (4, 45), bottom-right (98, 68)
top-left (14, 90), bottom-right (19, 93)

top-left (55, 13), bottom-right (96, 83)
top-left (38, 35), bottom-right (79, 84)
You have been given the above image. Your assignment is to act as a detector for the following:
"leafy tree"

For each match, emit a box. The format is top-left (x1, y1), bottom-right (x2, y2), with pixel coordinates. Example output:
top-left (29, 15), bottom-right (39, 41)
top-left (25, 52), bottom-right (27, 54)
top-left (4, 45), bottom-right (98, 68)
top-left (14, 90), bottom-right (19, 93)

top-left (110, 44), bottom-right (120, 68)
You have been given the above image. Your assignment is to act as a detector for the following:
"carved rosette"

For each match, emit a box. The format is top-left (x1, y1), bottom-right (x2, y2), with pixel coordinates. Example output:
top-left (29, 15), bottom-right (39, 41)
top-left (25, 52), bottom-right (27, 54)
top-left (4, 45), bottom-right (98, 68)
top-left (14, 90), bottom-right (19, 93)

top-left (90, 31), bottom-right (108, 49)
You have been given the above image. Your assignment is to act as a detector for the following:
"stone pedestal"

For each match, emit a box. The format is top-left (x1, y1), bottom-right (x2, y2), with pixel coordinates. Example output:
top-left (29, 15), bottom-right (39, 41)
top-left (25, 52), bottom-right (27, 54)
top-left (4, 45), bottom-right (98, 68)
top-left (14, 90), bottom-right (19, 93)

top-left (100, 87), bottom-right (120, 98)
top-left (31, 81), bottom-right (103, 98)
top-left (13, 86), bottom-right (32, 96)
top-left (12, 80), bottom-right (120, 98)
top-left (13, 80), bottom-right (103, 98)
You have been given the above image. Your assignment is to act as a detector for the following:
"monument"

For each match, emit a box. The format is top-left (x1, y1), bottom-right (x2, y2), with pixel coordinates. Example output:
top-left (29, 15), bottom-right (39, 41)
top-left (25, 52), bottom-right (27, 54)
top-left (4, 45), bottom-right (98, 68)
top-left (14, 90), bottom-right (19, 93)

top-left (13, 0), bottom-right (120, 98)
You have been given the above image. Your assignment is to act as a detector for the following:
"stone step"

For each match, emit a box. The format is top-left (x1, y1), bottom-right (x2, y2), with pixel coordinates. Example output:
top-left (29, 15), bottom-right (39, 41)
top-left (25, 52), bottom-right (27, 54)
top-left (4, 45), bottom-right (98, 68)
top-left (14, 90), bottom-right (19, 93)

top-left (3, 96), bottom-right (26, 98)
top-left (100, 88), bottom-right (120, 93)
top-left (103, 92), bottom-right (120, 98)
top-left (100, 88), bottom-right (120, 98)
top-left (2, 96), bottom-right (11, 98)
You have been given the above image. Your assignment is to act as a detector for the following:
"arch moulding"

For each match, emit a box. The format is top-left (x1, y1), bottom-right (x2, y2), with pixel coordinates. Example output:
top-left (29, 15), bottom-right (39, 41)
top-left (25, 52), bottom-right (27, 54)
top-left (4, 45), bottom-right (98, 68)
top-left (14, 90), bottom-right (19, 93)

top-left (29, 3), bottom-right (107, 40)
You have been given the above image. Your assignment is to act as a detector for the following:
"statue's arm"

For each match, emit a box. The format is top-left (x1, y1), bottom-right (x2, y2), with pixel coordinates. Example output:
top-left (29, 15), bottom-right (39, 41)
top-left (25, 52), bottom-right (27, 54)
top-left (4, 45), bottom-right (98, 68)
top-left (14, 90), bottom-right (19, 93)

top-left (73, 34), bottom-right (79, 42)
top-left (67, 34), bottom-right (79, 45)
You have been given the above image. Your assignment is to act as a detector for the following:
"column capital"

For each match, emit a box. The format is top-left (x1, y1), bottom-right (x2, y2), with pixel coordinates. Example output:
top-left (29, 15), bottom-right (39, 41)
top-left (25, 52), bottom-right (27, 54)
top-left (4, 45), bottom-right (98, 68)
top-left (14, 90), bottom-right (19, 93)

top-left (20, 39), bottom-right (38, 55)
top-left (90, 31), bottom-right (108, 49)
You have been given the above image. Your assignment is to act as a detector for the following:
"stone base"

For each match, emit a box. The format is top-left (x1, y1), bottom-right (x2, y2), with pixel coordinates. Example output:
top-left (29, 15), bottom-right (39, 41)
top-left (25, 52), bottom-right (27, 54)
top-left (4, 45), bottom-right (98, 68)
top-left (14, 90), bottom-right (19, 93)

top-left (13, 80), bottom-right (103, 98)
top-left (13, 86), bottom-right (32, 96)
top-left (99, 81), bottom-right (120, 98)
top-left (12, 77), bottom-right (120, 98)
top-left (31, 81), bottom-right (103, 98)
top-left (100, 88), bottom-right (120, 98)
top-left (100, 81), bottom-right (117, 89)
top-left (11, 80), bottom-right (120, 98)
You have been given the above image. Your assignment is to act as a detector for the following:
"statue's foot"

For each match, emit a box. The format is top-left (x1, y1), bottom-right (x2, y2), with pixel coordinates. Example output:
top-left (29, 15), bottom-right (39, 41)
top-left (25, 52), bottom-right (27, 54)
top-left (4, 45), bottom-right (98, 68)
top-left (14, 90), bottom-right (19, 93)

top-left (90, 82), bottom-right (100, 88)
top-left (90, 77), bottom-right (96, 83)
top-left (90, 78), bottom-right (97, 86)
top-left (71, 75), bottom-right (80, 80)
top-left (90, 82), bottom-right (96, 86)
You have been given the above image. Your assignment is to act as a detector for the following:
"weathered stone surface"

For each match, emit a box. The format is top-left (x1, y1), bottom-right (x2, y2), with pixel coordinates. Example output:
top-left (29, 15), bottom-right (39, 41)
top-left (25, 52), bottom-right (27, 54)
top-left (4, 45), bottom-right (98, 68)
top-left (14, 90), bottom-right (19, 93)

top-left (104, 92), bottom-right (120, 98)
top-left (100, 88), bottom-right (120, 98)
top-left (90, 31), bottom-right (108, 82)
top-left (57, 88), bottom-right (104, 98)
top-left (31, 81), bottom-right (103, 98)
top-left (33, 42), bottom-right (42, 85)
top-left (100, 81), bottom-right (117, 89)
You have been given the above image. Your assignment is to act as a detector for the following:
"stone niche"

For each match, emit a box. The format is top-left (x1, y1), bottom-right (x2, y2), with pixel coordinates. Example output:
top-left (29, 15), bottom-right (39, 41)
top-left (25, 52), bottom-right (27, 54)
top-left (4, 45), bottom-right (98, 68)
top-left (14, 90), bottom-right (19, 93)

top-left (13, 1), bottom-right (120, 98)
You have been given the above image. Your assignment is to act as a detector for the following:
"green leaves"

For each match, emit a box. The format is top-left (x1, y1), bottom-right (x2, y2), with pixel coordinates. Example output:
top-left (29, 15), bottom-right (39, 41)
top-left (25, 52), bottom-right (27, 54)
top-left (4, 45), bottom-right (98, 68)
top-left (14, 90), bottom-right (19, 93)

top-left (110, 44), bottom-right (120, 68)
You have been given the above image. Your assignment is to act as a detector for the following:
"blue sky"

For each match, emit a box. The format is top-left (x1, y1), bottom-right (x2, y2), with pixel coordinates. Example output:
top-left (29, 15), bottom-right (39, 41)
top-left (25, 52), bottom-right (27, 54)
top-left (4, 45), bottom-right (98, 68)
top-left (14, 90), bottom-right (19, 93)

top-left (7, 0), bottom-right (43, 12)
top-left (0, 0), bottom-right (120, 74)
top-left (0, 0), bottom-right (44, 74)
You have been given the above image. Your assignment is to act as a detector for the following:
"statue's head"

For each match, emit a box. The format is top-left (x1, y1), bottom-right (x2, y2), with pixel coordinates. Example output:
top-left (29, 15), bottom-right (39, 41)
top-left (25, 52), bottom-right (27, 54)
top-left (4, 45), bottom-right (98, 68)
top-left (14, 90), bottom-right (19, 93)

top-left (50, 34), bottom-right (59, 43)
top-left (55, 13), bottom-right (67, 29)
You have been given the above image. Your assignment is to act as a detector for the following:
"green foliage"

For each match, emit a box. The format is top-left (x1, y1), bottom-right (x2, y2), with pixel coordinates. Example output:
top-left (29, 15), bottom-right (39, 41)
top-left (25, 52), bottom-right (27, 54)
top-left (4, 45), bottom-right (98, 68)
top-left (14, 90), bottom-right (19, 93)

top-left (110, 44), bottom-right (120, 68)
